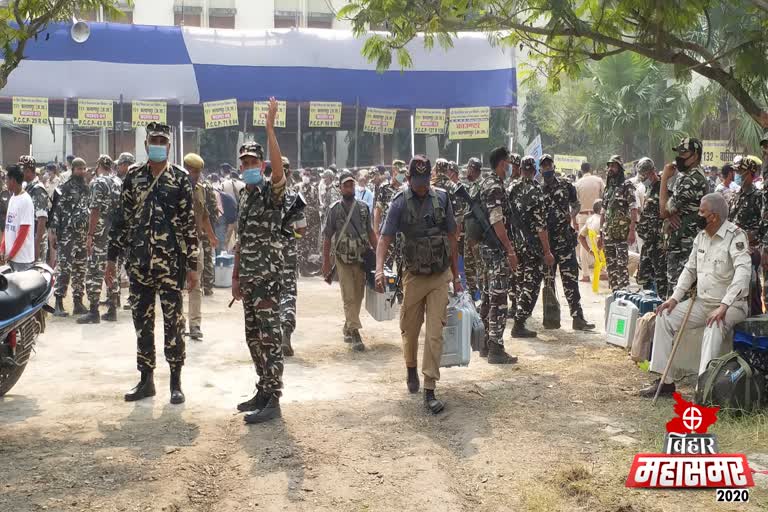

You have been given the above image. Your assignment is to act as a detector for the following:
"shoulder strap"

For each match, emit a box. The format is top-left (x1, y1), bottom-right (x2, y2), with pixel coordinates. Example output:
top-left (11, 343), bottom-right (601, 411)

top-left (333, 201), bottom-right (357, 252)
top-left (134, 165), bottom-right (166, 222)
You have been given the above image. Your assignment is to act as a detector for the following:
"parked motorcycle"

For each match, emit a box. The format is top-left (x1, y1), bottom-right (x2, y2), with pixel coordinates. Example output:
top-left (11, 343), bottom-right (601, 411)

top-left (0, 263), bottom-right (55, 396)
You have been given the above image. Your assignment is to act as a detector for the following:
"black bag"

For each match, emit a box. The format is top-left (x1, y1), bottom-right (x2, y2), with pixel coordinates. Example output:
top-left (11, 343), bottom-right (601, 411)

top-left (542, 274), bottom-right (561, 329)
top-left (695, 352), bottom-right (765, 414)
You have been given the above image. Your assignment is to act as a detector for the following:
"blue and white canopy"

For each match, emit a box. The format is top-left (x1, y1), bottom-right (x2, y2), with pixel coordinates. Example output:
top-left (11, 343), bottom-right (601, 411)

top-left (1, 22), bottom-right (516, 109)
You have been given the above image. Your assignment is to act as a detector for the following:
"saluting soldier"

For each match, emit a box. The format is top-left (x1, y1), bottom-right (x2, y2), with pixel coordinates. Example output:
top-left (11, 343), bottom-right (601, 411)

top-left (106, 122), bottom-right (199, 406)
top-left (19, 156), bottom-right (49, 264)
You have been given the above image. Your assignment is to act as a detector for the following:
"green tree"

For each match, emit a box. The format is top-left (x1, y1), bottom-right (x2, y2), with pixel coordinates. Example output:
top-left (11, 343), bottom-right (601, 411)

top-left (339, 0), bottom-right (768, 129)
top-left (0, 0), bottom-right (127, 89)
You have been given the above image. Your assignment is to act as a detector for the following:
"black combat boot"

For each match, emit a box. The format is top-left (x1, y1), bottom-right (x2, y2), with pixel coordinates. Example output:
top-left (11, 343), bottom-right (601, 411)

top-left (511, 320), bottom-right (537, 338)
top-left (101, 304), bottom-right (117, 322)
top-left (487, 342), bottom-right (519, 364)
top-left (53, 296), bottom-right (69, 317)
top-left (407, 367), bottom-right (420, 393)
top-left (572, 314), bottom-right (596, 331)
top-left (170, 367), bottom-right (185, 404)
top-left (237, 389), bottom-right (266, 412)
top-left (282, 330), bottom-right (294, 357)
top-left (243, 393), bottom-right (281, 424)
top-left (77, 303), bottom-right (101, 324)
top-left (124, 370), bottom-right (156, 402)
top-left (351, 330), bottom-right (366, 352)
top-left (424, 389), bottom-right (444, 415)
top-left (72, 296), bottom-right (88, 315)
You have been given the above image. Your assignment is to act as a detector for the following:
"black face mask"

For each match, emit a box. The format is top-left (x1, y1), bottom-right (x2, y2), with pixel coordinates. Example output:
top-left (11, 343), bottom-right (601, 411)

top-left (696, 215), bottom-right (708, 230)
top-left (342, 193), bottom-right (354, 201)
top-left (675, 156), bottom-right (689, 172)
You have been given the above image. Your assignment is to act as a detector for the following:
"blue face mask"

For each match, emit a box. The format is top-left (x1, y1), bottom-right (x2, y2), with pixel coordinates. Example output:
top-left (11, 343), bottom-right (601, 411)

top-left (147, 144), bottom-right (168, 163)
top-left (734, 173), bottom-right (743, 186)
top-left (395, 173), bottom-right (406, 184)
top-left (542, 170), bottom-right (555, 179)
top-left (242, 167), bottom-right (263, 185)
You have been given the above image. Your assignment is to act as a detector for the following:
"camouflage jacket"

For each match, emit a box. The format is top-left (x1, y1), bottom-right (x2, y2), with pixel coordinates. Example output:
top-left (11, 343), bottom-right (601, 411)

top-left (477, 172), bottom-right (511, 253)
top-left (26, 178), bottom-right (49, 220)
top-left (668, 166), bottom-right (709, 248)
top-left (636, 180), bottom-right (663, 243)
top-left (89, 174), bottom-right (120, 245)
top-left (236, 178), bottom-right (286, 284)
top-left (375, 182), bottom-right (401, 230)
top-left (542, 176), bottom-right (579, 252)
top-left (508, 176), bottom-right (547, 255)
top-left (728, 183), bottom-right (761, 246)
top-left (602, 177), bottom-right (636, 242)
top-left (51, 176), bottom-right (89, 241)
top-left (108, 163), bottom-right (199, 286)
top-left (432, 173), bottom-right (467, 219)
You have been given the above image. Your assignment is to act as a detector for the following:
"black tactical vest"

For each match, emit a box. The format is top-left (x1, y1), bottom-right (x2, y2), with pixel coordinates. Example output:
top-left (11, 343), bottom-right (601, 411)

top-left (399, 188), bottom-right (450, 275)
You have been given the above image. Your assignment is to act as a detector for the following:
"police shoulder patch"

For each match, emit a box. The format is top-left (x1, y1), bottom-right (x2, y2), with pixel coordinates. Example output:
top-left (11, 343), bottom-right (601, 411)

top-left (736, 241), bottom-right (745, 251)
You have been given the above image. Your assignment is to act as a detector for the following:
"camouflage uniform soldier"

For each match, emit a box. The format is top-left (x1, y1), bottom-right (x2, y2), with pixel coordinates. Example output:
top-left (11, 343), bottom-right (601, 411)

top-left (508, 156), bottom-right (555, 337)
top-left (105, 153), bottom-right (135, 318)
top-left (540, 155), bottom-right (595, 330)
top-left (599, 155), bottom-right (637, 292)
top-left (298, 171), bottom-right (321, 274)
top-left (202, 182), bottom-right (218, 295)
top-left (660, 138), bottom-right (709, 291)
top-left (374, 161), bottom-right (405, 271)
top-left (477, 147), bottom-right (520, 363)
top-left (230, 98), bottom-right (287, 424)
top-left (504, 153), bottom-right (522, 315)
top-left (19, 156), bottom-right (49, 264)
top-left (463, 157), bottom-right (484, 300)
top-left (51, 158), bottom-right (90, 317)
top-left (106, 122), bottom-right (199, 406)
top-left (279, 157), bottom-right (307, 357)
top-left (729, 155), bottom-right (763, 315)
top-left (635, 158), bottom-right (668, 298)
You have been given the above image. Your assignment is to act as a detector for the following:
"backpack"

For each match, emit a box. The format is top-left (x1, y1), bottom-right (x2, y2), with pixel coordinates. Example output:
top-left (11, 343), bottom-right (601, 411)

top-left (217, 189), bottom-right (238, 225)
top-left (463, 186), bottom-right (487, 244)
top-left (695, 352), bottom-right (765, 414)
top-left (630, 312), bottom-right (656, 362)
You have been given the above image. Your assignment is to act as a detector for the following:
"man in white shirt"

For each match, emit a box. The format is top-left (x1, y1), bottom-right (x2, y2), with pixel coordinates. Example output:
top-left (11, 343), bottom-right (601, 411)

top-left (714, 163), bottom-right (739, 203)
top-left (640, 193), bottom-right (751, 398)
top-left (355, 169), bottom-right (375, 213)
top-left (1, 165), bottom-right (35, 272)
top-left (574, 162), bottom-right (605, 281)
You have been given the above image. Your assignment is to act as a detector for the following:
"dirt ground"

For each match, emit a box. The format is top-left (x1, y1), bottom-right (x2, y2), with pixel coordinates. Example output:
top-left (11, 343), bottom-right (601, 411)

top-left (1, 277), bottom-right (766, 512)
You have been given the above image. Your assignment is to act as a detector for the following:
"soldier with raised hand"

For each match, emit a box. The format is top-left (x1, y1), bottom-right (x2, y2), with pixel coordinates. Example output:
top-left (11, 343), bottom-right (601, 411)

top-left (635, 158), bottom-right (668, 298)
top-left (105, 122), bottom-right (199, 406)
top-left (540, 154), bottom-right (595, 331)
top-left (78, 155), bottom-right (119, 324)
top-left (598, 155), bottom-right (637, 292)
top-left (19, 156), bottom-right (49, 264)
top-left (51, 157), bottom-right (90, 318)
top-left (229, 98), bottom-right (287, 424)
top-left (508, 156), bottom-right (555, 338)
top-left (375, 155), bottom-right (462, 414)
top-left (660, 137), bottom-right (710, 292)
top-left (280, 156), bottom-right (307, 357)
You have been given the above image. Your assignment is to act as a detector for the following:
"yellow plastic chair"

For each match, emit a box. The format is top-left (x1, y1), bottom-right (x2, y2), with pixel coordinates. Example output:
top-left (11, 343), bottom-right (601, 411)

top-left (588, 229), bottom-right (606, 293)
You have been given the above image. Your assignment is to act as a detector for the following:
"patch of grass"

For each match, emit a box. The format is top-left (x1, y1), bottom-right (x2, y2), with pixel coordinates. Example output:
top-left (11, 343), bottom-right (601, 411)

top-left (711, 410), bottom-right (768, 452)
top-left (520, 481), bottom-right (563, 512)
top-left (552, 464), bottom-right (595, 503)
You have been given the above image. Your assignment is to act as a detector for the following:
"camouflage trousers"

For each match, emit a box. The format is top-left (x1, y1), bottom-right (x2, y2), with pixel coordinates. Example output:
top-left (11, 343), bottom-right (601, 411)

top-left (547, 247), bottom-right (583, 317)
top-left (479, 247), bottom-right (510, 346)
top-left (36, 230), bottom-right (48, 264)
top-left (202, 236), bottom-right (215, 293)
top-left (666, 242), bottom-right (692, 294)
top-left (106, 254), bottom-right (125, 306)
top-left (637, 238), bottom-right (668, 298)
top-left (280, 239), bottom-right (299, 335)
top-left (464, 239), bottom-right (481, 299)
top-left (84, 240), bottom-right (109, 305)
top-left (513, 250), bottom-right (544, 323)
top-left (54, 239), bottom-right (87, 299)
top-left (604, 240), bottom-right (630, 291)
top-left (130, 278), bottom-right (185, 372)
top-left (241, 279), bottom-right (284, 396)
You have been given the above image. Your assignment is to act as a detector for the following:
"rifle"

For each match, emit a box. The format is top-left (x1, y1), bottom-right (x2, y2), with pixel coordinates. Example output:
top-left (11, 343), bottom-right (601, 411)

top-left (453, 183), bottom-right (503, 252)
top-left (507, 193), bottom-right (543, 259)
top-left (389, 261), bottom-right (402, 307)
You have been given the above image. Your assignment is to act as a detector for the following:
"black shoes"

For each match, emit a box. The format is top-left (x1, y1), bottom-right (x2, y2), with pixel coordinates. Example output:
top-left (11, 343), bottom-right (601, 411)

top-left (424, 389), bottom-right (444, 414)
top-left (76, 303), bottom-right (101, 324)
top-left (188, 326), bottom-right (203, 341)
top-left (487, 343), bottom-right (518, 364)
top-left (282, 331), bottom-right (294, 357)
top-left (511, 320), bottom-right (537, 338)
top-left (572, 315), bottom-right (596, 331)
top-left (343, 329), bottom-right (354, 344)
top-left (244, 394), bottom-right (281, 424)
top-left (639, 379), bottom-right (676, 398)
top-left (72, 297), bottom-right (88, 316)
top-left (170, 367), bottom-right (185, 404)
top-left (351, 330), bottom-right (365, 352)
top-left (407, 367), bottom-right (420, 393)
top-left (53, 296), bottom-right (69, 317)
top-left (101, 305), bottom-right (117, 322)
top-left (203, 289), bottom-right (214, 297)
top-left (124, 370), bottom-right (156, 402)
top-left (237, 390), bottom-right (266, 412)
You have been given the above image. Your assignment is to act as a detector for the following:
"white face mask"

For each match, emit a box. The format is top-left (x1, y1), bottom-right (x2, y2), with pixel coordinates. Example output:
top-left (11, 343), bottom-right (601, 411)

top-left (302, 176), bottom-right (310, 184)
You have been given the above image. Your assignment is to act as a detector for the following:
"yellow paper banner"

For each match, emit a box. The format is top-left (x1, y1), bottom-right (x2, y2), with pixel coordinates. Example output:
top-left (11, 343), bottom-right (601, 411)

top-left (132, 101), bottom-right (167, 128)
top-left (701, 140), bottom-right (745, 168)
top-left (554, 154), bottom-right (587, 175)
top-left (363, 108), bottom-right (397, 134)
top-left (252, 101), bottom-right (287, 128)
top-left (78, 99), bottom-right (113, 128)
top-left (203, 99), bottom-right (239, 129)
top-left (448, 107), bottom-right (490, 140)
top-left (414, 109), bottom-right (446, 135)
top-left (12, 96), bottom-right (48, 125)
top-left (308, 102), bottom-right (342, 128)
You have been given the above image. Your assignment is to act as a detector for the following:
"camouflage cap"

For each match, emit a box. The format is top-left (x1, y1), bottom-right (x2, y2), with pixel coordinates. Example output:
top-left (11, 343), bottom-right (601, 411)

top-left (97, 154), bottom-right (113, 169)
top-left (323, 169), bottom-right (335, 178)
top-left (146, 122), bottom-right (171, 141)
top-left (392, 159), bottom-right (407, 171)
top-left (540, 153), bottom-right (554, 164)
top-left (521, 155), bottom-right (536, 171)
top-left (117, 152), bottom-right (135, 165)
top-left (18, 155), bottom-right (36, 169)
top-left (338, 170), bottom-right (356, 185)
top-left (733, 155), bottom-right (763, 174)
top-left (467, 157), bottom-right (482, 172)
top-left (635, 157), bottom-right (655, 175)
top-left (238, 142), bottom-right (264, 160)
top-left (510, 153), bottom-right (522, 166)
top-left (71, 157), bottom-right (87, 168)
top-left (407, 155), bottom-right (432, 179)
top-left (434, 158), bottom-right (449, 173)
top-left (606, 154), bottom-right (624, 169)
top-left (673, 137), bottom-right (703, 154)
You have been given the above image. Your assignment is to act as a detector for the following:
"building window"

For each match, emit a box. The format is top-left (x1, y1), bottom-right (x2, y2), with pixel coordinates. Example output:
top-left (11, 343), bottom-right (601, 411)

top-left (209, 8), bottom-right (236, 29)
top-left (274, 0), bottom-right (334, 28)
top-left (174, 2), bottom-right (203, 27)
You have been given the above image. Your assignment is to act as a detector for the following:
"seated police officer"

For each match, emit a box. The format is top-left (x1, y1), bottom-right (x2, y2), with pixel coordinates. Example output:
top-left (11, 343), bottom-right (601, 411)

top-left (375, 155), bottom-right (462, 414)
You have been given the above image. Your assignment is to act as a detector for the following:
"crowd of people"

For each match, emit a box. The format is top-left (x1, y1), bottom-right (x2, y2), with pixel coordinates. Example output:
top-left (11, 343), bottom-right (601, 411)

top-left (2, 95), bottom-right (767, 419)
